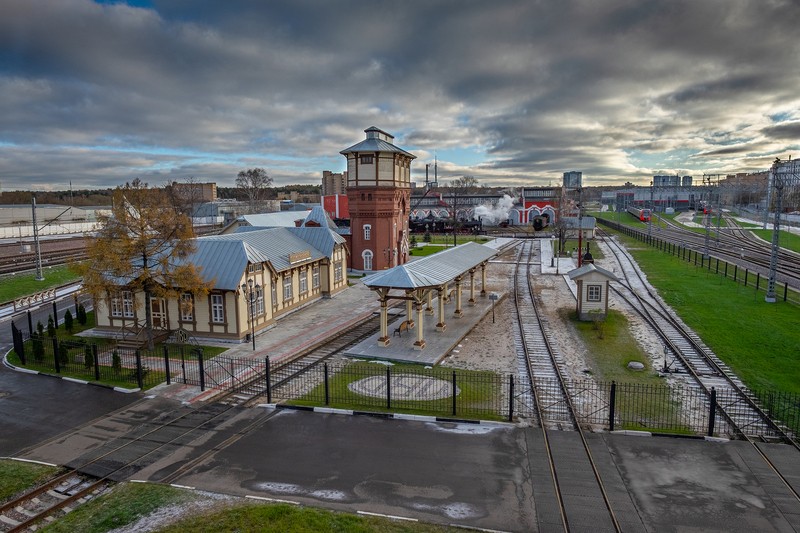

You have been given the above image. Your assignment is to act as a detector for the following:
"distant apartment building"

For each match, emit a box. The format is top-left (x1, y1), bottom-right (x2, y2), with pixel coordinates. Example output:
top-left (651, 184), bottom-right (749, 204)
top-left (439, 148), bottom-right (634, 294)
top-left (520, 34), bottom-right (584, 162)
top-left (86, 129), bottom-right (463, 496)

top-left (322, 170), bottom-right (348, 196)
top-left (653, 175), bottom-right (693, 188)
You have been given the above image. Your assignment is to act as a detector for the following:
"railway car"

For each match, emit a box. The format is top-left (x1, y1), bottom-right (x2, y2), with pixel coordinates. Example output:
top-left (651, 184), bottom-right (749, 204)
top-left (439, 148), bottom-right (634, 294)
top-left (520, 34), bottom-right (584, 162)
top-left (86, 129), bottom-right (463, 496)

top-left (532, 213), bottom-right (550, 231)
top-left (627, 205), bottom-right (651, 222)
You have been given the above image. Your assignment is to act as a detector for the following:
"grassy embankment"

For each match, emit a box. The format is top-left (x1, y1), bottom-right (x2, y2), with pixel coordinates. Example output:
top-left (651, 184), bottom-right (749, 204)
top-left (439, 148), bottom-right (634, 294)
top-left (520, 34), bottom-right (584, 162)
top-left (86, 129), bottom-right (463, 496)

top-left (604, 228), bottom-right (800, 394)
top-left (0, 460), bottom-right (61, 503)
top-left (36, 481), bottom-right (459, 533)
top-left (0, 265), bottom-right (80, 303)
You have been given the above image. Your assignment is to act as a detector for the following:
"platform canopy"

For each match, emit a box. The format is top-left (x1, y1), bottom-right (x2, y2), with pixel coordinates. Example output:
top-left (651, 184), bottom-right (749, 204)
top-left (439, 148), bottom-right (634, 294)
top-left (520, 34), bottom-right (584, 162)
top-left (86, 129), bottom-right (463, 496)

top-left (362, 241), bottom-right (497, 290)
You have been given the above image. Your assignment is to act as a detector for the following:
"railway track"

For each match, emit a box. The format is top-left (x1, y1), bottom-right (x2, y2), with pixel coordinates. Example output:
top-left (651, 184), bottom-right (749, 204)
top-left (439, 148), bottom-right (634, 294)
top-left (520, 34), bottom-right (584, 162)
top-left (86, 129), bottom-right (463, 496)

top-left (598, 229), bottom-right (795, 443)
top-left (511, 240), bottom-right (621, 532)
top-left (0, 400), bottom-right (277, 532)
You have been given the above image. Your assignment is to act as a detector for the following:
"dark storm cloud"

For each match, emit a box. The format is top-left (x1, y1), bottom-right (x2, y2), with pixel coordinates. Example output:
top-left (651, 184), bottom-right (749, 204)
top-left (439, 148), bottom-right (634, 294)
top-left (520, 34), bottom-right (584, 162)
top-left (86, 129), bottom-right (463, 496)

top-left (762, 122), bottom-right (800, 141)
top-left (0, 0), bottom-right (799, 190)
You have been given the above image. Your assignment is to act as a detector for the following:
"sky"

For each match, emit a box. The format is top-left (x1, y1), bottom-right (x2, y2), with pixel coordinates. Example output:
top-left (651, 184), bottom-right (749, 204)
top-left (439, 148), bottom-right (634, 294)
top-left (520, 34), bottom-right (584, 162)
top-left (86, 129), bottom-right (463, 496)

top-left (1, 0), bottom-right (799, 192)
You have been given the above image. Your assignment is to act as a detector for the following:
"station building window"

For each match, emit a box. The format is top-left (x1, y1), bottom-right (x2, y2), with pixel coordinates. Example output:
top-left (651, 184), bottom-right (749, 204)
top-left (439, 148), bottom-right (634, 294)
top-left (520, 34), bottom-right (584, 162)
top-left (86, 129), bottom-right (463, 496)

top-left (283, 274), bottom-right (293, 302)
top-left (211, 294), bottom-right (224, 323)
top-left (334, 261), bottom-right (343, 282)
top-left (312, 265), bottom-right (320, 289)
top-left (299, 269), bottom-right (308, 295)
top-left (180, 293), bottom-right (194, 321)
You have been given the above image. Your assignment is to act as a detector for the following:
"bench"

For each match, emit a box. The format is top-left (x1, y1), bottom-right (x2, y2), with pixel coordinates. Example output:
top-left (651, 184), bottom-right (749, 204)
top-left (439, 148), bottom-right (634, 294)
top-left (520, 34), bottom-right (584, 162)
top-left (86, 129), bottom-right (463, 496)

top-left (393, 321), bottom-right (409, 337)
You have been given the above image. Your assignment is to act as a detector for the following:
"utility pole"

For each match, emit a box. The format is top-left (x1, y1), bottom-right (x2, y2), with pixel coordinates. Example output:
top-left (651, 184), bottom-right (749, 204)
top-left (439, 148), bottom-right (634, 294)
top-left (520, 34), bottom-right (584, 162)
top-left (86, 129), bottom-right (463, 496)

top-left (765, 158), bottom-right (798, 302)
top-left (31, 194), bottom-right (44, 281)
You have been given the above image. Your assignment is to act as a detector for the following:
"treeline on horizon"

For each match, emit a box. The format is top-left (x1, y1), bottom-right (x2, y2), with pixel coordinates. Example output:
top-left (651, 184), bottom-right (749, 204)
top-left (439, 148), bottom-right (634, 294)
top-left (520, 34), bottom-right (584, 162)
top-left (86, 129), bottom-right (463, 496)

top-left (0, 184), bottom-right (323, 207)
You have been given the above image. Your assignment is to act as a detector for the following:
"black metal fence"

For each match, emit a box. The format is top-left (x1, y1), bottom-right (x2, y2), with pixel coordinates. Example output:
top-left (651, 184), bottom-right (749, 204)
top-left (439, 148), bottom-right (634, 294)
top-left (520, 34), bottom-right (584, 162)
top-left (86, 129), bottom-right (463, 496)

top-left (8, 324), bottom-right (799, 440)
top-left (597, 218), bottom-right (800, 305)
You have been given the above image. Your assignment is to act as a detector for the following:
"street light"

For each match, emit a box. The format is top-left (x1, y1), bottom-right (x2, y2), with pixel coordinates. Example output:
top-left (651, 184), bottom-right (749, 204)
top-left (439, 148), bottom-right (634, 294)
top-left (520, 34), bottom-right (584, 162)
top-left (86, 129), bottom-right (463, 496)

top-left (241, 278), bottom-right (262, 351)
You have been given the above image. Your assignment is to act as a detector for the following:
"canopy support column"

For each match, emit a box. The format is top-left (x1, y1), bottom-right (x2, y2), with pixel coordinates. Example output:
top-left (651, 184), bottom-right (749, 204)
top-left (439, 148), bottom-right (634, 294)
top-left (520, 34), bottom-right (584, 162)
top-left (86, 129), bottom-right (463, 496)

top-left (376, 288), bottom-right (390, 346)
top-left (436, 287), bottom-right (447, 331)
top-left (406, 295), bottom-right (415, 328)
top-left (468, 269), bottom-right (476, 305)
top-left (454, 277), bottom-right (463, 318)
top-left (426, 291), bottom-right (434, 315)
top-left (480, 263), bottom-right (487, 297)
top-left (413, 295), bottom-right (426, 350)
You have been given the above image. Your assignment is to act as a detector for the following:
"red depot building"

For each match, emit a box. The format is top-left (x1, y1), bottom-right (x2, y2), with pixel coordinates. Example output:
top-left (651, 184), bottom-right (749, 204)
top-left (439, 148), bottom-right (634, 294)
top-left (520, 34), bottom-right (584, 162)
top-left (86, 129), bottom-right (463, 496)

top-left (340, 126), bottom-right (416, 271)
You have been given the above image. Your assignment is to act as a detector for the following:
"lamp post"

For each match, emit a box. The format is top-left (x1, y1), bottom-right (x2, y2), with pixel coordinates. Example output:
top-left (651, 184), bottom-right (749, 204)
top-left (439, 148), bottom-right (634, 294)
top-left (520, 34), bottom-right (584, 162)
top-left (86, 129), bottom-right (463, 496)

top-left (241, 278), bottom-right (261, 351)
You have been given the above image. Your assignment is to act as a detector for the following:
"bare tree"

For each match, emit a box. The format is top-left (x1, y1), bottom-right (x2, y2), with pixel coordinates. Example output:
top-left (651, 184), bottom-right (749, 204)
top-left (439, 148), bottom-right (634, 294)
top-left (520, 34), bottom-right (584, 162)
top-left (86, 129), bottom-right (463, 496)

top-left (235, 168), bottom-right (273, 212)
top-left (446, 176), bottom-right (479, 246)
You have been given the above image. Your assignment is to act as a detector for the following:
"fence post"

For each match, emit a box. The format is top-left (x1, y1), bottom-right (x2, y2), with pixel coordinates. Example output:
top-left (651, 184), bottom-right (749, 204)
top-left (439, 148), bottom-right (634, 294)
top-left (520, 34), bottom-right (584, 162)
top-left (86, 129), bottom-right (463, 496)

top-left (733, 264), bottom-right (738, 281)
top-left (707, 387), bottom-right (717, 437)
top-left (163, 345), bottom-right (171, 385)
top-left (715, 259), bottom-right (719, 273)
top-left (12, 323), bottom-right (26, 365)
top-left (52, 302), bottom-right (58, 329)
top-left (382, 366), bottom-right (389, 409)
top-left (608, 381), bottom-right (616, 431)
top-left (52, 337), bottom-right (60, 374)
top-left (324, 363), bottom-right (330, 405)
top-left (265, 357), bottom-right (272, 403)
top-left (508, 375), bottom-right (514, 422)
top-left (27, 310), bottom-right (33, 336)
top-left (197, 349), bottom-right (205, 391)
top-left (135, 349), bottom-right (144, 389)
top-left (744, 269), bottom-right (749, 287)
top-left (756, 273), bottom-right (760, 291)
top-left (784, 283), bottom-right (788, 302)
top-left (724, 262), bottom-right (728, 278)
top-left (92, 344), bottom-right (100, 381)
top-left (452, 371), bottom-right (457, 416)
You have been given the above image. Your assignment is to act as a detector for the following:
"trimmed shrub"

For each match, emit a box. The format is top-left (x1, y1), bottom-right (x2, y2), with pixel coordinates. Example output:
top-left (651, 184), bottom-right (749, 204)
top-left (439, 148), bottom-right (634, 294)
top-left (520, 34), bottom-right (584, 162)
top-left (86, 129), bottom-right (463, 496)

top-left (77, 304), bottom-right (87, 326)
top-left (64, 310), bottom-right (74, 333)
top-left (47, 316), bottom-right (56, 338)
top-left (84, 346), bottom-right (94, 369)
top-left (112, 350), bottom-right (122, 373)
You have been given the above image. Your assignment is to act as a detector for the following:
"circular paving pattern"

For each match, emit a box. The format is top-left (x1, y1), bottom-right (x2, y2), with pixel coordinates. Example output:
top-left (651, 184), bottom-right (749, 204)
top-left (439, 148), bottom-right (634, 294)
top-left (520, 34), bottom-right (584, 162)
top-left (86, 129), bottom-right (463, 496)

top-left (348, 374), bottom-right (459, 400)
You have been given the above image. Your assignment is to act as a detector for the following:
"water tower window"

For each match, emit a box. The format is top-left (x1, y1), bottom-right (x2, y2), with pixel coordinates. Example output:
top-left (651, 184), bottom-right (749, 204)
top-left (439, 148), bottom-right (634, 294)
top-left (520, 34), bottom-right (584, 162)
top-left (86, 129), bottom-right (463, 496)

top-left (360, 155), bottom-right (374, 164)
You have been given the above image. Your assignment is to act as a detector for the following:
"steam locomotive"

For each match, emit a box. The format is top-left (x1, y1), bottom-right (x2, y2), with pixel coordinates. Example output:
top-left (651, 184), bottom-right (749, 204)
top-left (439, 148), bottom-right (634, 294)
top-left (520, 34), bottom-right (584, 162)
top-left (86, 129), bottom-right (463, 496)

top-left (627, 206), bottom-right (652, 222)
top-left (532, 213), bottom-right (550, 231)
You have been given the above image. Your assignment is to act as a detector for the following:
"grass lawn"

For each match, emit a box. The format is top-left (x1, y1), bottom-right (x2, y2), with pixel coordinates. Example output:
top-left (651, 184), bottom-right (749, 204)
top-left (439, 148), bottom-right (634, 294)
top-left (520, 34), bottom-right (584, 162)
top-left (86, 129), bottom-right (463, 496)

top-left (287, 361), bottom-right (507, 421)
top-left (0, 460), bottom-right (61, 503)
top-left (408, 245), bottom-right (445, 257)
top-left (42, 482), bottom-right (459, 533)
top-left (566, 309), bottom-right (692, 434)
top-left (613, 231), bottom-right (800, 394)
top-left (0, 265), bottom-right (81, 303)
top-left (751, 228), bottom-right (800, 253)
top-left (422, 234), bottom-right (491, 245)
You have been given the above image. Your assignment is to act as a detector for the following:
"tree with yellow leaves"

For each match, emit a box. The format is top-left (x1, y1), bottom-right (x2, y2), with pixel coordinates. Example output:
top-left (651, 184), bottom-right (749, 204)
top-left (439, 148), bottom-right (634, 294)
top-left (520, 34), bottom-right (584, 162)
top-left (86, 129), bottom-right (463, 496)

top-left (79, 179), bottom-right (211, 349)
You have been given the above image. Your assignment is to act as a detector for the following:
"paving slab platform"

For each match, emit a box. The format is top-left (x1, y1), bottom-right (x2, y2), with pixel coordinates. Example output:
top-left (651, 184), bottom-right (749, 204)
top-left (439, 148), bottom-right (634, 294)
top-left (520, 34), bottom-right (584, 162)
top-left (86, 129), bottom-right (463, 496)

top-left (343, 291), bottom-right (505, 365)
top-left (17, 401), bottom-right (800, 532)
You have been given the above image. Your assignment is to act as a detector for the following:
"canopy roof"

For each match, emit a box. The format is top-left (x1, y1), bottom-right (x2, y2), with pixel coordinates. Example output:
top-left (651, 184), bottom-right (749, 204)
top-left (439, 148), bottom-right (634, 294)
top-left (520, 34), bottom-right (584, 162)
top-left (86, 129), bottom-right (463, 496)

top-left (363, 241), bottom-right (497, 290)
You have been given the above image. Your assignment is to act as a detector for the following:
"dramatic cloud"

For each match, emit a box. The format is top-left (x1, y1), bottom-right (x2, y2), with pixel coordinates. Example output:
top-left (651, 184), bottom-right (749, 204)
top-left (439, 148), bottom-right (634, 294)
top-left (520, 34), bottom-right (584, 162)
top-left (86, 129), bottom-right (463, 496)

top-left (0, 0), bottom-right (798, 191)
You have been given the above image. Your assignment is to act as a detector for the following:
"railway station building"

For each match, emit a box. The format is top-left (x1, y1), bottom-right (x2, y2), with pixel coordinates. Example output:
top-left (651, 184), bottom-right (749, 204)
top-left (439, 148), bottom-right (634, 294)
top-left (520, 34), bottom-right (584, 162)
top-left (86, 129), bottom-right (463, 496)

top-left (93, 225), bottom-right (349, 345)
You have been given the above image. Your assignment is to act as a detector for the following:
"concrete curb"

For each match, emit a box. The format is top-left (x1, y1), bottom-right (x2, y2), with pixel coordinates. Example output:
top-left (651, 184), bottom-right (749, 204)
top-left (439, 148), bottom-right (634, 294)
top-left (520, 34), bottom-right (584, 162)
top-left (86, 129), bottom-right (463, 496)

top-left (264, 403), bottom-right (515, 426)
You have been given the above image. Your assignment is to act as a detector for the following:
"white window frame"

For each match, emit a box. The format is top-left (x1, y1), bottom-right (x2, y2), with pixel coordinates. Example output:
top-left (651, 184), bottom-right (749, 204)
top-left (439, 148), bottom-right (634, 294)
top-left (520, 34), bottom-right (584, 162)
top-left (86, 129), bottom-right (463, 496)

top-left (299, 269), bottom-right (308, 295)
top-left (256, 289), bottom-right (265, 315)
top-left (180, 292), bottom-right (194, 321)
top-left (271, 281), bottom-right (278, 309)
top-left (312, 265), bottom-right (320, 289)
top-left (587, 284), bottom-right (602, 302)
top-left (122, 291), bottom-right (134, 318)
top-left (360, 154), bottom-right (374, 165)
top-left (211, 294), bottom-right (225, 323)
top-left (283, 274), bottom-right (293, 302)
top-left (363, 224), bottom-right (371, 241)
top-left (362, 250), bottom-right (373, 271)
top-left (334, 261), bottom-right (343, 282)
top-left (110, 293), bottom-right (122, 317)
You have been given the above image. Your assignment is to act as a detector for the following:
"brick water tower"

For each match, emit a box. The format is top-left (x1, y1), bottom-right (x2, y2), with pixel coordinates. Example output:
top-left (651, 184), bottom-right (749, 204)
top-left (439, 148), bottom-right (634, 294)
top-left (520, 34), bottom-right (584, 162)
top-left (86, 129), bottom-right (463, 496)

top-left (341, 126), bottom-right (416, 271)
